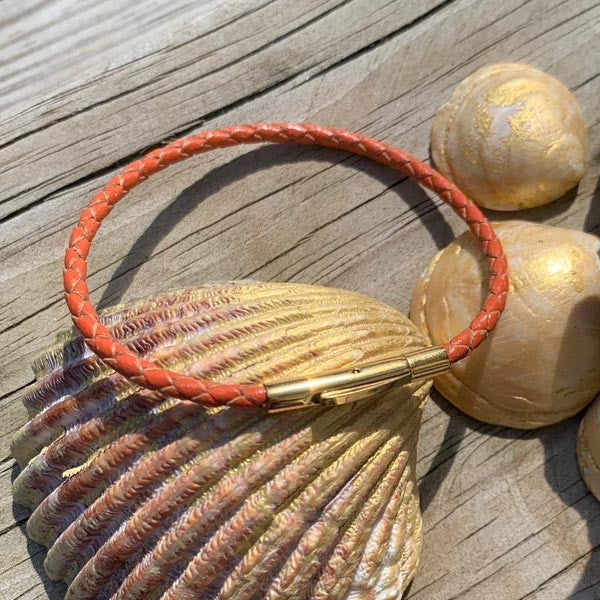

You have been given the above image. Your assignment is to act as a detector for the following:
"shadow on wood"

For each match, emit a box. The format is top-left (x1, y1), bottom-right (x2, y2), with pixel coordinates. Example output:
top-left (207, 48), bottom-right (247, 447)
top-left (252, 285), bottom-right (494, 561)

top-left (583, 170), bottom-right (600, 234)
top-left (96, 143), bottom-right (455, 310)
top-left (417, 390), bottom-right (467, 514)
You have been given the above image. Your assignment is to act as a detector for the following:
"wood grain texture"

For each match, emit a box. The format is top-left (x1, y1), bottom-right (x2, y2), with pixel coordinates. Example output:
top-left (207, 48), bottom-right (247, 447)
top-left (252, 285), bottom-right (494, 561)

top-left (0, 0), bottom-right (599, 598)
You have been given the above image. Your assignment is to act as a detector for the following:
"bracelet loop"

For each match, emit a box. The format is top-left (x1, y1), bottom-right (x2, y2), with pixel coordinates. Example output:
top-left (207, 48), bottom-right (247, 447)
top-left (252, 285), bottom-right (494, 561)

top-left (64, 123), bottom-right (508, 409)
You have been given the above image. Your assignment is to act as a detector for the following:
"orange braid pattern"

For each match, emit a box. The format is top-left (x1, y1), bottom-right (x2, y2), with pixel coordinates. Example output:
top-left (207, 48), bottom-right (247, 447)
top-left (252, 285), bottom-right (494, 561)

top-left (64, 123), bottom-right (508, 408)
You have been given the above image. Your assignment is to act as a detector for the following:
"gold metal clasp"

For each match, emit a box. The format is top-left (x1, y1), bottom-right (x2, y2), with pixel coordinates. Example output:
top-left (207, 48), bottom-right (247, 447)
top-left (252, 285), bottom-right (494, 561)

top-left (265, 346), bottom-right (450, 413)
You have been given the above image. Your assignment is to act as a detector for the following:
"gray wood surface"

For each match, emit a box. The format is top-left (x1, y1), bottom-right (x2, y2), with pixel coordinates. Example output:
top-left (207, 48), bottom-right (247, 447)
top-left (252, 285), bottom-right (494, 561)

top-left (1, 0), bottom-right (599, 598)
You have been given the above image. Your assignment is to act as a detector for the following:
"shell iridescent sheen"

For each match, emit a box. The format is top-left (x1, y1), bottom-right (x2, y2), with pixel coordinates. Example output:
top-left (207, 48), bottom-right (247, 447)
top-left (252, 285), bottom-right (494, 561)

top-left (12, 281), bottom-right (431, 600)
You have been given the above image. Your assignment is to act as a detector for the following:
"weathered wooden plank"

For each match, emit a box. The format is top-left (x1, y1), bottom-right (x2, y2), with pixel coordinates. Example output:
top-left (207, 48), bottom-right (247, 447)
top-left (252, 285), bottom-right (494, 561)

top-left (1, 0), bottom-right (599, 598)
top-left (415, 397), bottom-right (600, 599)
top-left (0, 0), bottom-right (228, 114)
top-left (0, 0), bottom-right (448, 219)
top-left (2, 0), bottom-right (598, 403)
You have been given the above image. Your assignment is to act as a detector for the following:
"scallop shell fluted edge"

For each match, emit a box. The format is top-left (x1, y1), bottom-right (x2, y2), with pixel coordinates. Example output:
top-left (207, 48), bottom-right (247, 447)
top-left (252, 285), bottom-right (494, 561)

top-left (12, 281), bottom-right (430, 600)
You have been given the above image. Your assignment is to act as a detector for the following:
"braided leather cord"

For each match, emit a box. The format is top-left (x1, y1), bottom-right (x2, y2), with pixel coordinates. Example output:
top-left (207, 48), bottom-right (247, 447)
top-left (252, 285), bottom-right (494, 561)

top-left (64, 123), bottom-right (508, 408)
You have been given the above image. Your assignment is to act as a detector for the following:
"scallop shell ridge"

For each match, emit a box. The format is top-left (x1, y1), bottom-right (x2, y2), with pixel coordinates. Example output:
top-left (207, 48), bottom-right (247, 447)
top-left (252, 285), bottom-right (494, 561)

top-left (12, 281), bottom-right (430, 600)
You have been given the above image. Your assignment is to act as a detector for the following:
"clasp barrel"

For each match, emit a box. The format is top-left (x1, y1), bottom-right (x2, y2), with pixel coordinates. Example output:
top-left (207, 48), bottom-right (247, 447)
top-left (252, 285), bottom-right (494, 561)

top-left (265, 346), bottom-right (450, 412)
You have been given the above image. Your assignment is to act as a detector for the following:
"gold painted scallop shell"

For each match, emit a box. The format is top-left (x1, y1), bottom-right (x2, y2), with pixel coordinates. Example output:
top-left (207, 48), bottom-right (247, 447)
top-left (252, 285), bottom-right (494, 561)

top-left (411, 221), bottom-right (600, 429)
top-left (431, 63), bottom-right (586, 210)
top-left (12, 281), bottom-right (431, 599)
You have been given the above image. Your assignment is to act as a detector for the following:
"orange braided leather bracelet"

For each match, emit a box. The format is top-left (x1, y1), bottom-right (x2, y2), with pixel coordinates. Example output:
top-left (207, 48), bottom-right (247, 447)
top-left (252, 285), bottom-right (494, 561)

top-left (64, 123), bottom-right (508, 411)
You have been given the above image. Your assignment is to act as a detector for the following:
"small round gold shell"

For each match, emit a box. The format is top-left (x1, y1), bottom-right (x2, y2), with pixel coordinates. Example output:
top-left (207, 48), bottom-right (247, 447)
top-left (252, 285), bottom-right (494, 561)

top-left (431, 63), bottom-right (586, 210)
